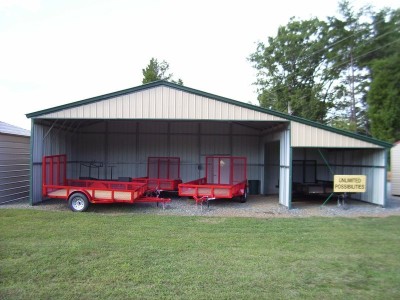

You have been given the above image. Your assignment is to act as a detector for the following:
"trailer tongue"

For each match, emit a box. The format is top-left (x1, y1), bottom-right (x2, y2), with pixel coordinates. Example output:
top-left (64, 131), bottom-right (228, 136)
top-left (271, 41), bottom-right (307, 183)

top-left (42, 154), bottom-right (171, 212)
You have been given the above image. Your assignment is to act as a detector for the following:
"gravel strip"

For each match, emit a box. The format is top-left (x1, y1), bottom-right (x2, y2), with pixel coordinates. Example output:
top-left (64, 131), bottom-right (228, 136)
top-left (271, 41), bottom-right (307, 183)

top-left (2, 193), bottom-right (400, 218)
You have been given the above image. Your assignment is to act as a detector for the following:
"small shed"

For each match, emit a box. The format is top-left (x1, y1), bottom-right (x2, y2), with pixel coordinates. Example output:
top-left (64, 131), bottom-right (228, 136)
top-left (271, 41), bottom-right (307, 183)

top-left (0, 121), bottom-right (30, 204)
top-left (391, 141), bottom-right (400, 196)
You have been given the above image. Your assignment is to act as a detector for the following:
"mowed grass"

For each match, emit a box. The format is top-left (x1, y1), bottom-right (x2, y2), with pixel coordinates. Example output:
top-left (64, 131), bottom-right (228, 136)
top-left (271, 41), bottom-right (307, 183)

top-left (1, 210), bottom-right (400, 299)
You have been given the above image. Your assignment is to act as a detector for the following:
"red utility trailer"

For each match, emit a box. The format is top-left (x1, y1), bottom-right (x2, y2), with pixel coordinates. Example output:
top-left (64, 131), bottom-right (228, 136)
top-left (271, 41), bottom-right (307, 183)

top-left (178, 156), bottom-right (247, 205)
top-left (42, 154), bottom-right (171, 212)
top-left (132, 157), bottom-right (182, 192)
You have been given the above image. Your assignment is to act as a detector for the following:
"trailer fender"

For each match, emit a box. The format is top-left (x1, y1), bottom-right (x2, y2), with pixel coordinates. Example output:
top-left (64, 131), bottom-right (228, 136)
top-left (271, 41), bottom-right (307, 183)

top-left (68, 190), bottom-right (93, 203)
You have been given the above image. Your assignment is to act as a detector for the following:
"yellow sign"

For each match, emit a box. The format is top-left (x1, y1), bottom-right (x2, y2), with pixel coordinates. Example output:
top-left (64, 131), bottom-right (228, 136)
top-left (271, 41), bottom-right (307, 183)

top-left (334, 175), bottom-right (366, 193)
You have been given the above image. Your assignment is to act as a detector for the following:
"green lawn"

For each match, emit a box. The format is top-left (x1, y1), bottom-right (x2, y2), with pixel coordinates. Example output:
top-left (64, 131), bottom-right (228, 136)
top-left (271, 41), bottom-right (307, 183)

top-left (1, 210), bottom-right (400, 299)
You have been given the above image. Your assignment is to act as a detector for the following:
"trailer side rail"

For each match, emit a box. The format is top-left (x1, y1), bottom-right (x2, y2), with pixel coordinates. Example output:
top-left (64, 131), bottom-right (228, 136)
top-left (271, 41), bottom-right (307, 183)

top-left (133, 177), bottom-right (182, 191)
top-left (42, 155), bottom-right (171, 209)
top-left (43, 179), bottom-right (148, 203)
top-left (179, 179), bottom-right (246, 199)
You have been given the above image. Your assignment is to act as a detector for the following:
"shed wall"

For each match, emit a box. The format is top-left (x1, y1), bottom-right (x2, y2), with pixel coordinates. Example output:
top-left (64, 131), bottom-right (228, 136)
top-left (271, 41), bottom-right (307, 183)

top-left (264, 141), bottom-right (280, 194)
top-left (391, 143), bottom-right (400, 196)
top-left (291, 122), bottom-right (381, 148)
top-left (0, 133), bottom-right (30, 204)
top-left (262, 127), bottom-right (291, 207)
top-left (31, 123), bottom-right (74, 204)
top-left (328, 149), bottom-right (386, 205)
top-left (292, 148), bottom-right (386, 206)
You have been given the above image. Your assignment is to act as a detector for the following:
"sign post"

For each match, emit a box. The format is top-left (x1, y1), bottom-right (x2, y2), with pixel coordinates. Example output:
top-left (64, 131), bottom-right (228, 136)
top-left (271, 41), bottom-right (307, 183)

top-left (322, 175), bottom-right (367, 207)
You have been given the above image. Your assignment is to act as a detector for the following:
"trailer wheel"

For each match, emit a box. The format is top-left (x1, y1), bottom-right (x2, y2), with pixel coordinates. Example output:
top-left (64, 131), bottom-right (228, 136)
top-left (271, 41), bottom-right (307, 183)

top-left (240, 188), bottom-right (248, 203)
top-left (68, 193), bottom-right (89, 212)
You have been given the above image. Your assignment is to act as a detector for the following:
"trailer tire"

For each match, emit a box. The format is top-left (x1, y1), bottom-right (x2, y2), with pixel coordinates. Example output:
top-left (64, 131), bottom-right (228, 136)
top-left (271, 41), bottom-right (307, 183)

top-left (68, 193), bottom-right (89, 212)
top-left (240, 188), bottom-right (248, 203)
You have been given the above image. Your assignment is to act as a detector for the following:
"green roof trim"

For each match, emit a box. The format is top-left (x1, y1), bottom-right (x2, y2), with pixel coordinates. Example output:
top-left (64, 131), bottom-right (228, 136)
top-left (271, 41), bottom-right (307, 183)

top-left (26, 80), bottom-right (392, 148)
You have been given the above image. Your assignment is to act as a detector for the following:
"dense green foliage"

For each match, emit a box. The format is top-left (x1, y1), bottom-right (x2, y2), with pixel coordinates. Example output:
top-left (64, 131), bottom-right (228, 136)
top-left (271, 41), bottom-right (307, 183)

top-left (367, 54), bottom-right (400, 142)
top-left (364, 9), bottom-right (400, 142)
top-left (142, 57), bottom-right (183, 85)
top-left (250, 0), bottom-right (399, 141)
top-left (325, 1), bottom-right (372, 133)
top-left (1, 209), bottom-right (400, 299)
top-left (249, 18), bottom-right (334, 123)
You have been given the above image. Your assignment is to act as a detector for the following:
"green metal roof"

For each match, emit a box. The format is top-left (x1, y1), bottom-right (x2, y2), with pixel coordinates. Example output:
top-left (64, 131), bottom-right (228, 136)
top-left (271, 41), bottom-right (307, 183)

top-left (26, 80), bottom-right (392, 148)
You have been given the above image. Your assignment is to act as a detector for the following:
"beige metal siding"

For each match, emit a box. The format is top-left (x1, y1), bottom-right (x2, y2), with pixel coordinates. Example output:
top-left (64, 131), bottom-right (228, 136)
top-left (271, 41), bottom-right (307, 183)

top-left (0, 133), bottom-right (30, 204)
top-left (36, 86), bottom-right (286, 122)
top-left (291, 122), bottom-right (382, 148)
top-left (392, 143), bottom-right (400, 196)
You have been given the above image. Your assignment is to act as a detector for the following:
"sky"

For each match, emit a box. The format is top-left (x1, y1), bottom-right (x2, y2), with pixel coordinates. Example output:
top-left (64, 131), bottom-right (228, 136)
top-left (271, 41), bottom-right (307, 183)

top-left (1, 0), bottom-right (399, 130)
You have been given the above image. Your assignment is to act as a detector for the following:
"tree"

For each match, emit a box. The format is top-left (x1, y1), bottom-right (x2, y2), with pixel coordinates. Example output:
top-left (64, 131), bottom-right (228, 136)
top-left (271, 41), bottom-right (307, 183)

top-left (142, 58), bottom-right (183, 85)
top-left (365, 9), bottom-right (400, 142)
top-left (249, 0), bottom-right (399, 140)
top-left (325, 1), bottom-right (372, 133)
top-left (249, 17), bottom-right (339, 123)
top-left (367, 54), bottom-right (400, 142)
top-left (359, 8), bottom-right (400, 65)
top-left (323, 3), bottom-right (400, 139)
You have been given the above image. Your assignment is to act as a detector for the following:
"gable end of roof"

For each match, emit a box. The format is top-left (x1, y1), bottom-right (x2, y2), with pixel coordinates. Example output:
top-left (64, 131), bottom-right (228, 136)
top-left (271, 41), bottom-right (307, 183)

top-left (25, 80), bottom-right (392, 148)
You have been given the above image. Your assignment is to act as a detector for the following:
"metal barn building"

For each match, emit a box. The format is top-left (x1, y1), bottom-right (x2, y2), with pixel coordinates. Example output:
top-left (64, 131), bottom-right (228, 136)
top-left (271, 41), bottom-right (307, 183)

top-left (391, 141), bottom-right (400, 196)
top-left (26, 81), bottom-right (391, 208)
top-left (0, 121), bottom-right (30, 204)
